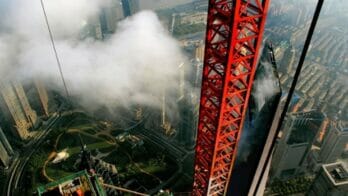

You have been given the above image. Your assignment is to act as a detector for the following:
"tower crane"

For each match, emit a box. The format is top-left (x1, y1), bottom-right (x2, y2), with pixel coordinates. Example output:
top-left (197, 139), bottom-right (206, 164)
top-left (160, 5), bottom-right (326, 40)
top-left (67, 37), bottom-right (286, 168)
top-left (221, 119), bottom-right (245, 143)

top-left (192, 1), bottom-right (271, 195)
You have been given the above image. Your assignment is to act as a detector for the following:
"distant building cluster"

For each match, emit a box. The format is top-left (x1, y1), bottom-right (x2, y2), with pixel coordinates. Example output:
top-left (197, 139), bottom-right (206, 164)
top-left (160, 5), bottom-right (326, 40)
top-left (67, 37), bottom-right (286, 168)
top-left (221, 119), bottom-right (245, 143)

top-left (279, 51), bottom-right (348, 116)
top-left (270, 10), bottom-right (348, 118)
top-left (0, 80), bottom-right (50, 168)
top-left (178, 12), bottom-right (207, 25)
top-left (266, 3), bottom-right (348, 194)
top-left (81, 0), bottom-right (140, 40)
top-left (0, 0), bottom-right (143, 168)
top-left (156, 1), bottom-right (207, 146)
top-left (269, 109), bottom-right (348, 194)
top-left (269, 2), bottom-right (313, 26)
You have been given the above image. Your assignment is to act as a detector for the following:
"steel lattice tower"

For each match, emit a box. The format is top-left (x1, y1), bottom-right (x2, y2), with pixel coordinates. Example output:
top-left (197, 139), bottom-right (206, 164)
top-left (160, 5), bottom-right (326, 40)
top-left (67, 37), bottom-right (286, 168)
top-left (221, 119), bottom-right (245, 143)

top-left (193, 0), bottom-right (271, 195)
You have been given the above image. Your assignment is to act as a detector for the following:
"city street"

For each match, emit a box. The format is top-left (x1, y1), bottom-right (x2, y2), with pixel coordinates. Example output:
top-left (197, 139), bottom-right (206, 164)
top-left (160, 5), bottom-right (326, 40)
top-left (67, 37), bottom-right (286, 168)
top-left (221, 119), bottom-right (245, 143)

top-left (5, 114), bottom-right (60, 196)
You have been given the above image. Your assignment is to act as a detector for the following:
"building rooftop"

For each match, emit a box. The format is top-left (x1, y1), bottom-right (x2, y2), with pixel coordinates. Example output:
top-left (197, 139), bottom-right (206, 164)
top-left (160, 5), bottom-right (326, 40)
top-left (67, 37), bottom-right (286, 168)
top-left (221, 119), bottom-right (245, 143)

top-left (323, 162), bottom-right (348, 186)
top-left (37, 170), bottom-right (106, 196)
top-left (338, 121), bottom-right (348, 132)
top-left (286, 111), bottom-right (325, 145)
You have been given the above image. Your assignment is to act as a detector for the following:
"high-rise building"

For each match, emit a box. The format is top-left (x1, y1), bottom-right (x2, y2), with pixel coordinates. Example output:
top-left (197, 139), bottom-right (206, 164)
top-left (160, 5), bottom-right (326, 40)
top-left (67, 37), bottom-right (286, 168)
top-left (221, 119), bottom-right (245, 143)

top-left (12, 81), bottom-right (37, 126)
top-left (270, 110), bottom-right (325, 179)
top-left (0, 141), bottom-right (10, 167)
top-left (99, 0), bottom-right (124, 35)
top-left (0, 126), bottom-right (13, 167)
top-left (83, 1), bottom-right (125, 40)
top-left (307, 161), bottom-right (348, 196)
top-left (99, 8), bottom-right (110, 34)
top-left (178, 62), bottom-right (185, 101)
top-left (0, 81), bottom-right (37, 139)
top-left (34, 80), bottom-right (49, 117)
top-left (94, 19), bottom-right (104, 40)
top-left (177, 95), bottom-right (197, 148)
top-left (194, 45), bottom-right (204, 88)
top-left (80, 16), bottom-right (104, 40)
top-left (121, 0), bottom-right (139, 17)
top-left (195, 44), bottom-right (205, 62)
top-left (319, 121), bottom-right (348, 164)
top-left (176, 60), bottom-right (199, 148)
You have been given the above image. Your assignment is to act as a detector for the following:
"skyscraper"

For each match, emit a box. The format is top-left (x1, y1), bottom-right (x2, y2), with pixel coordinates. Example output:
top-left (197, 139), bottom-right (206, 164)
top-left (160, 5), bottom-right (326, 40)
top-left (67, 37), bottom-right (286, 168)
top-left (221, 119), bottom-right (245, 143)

top-left (0, 126), bottom-right (13, 167)
top-left (270, 110), bottom-right (325, 179)
top-left (194, 45), bottom-right (204, 88)
top-left (176, 60), bottom-right (198, 148)
top-left (0, 141), bottom-right (10, 167)
top-left (0, 81), bottom-right (37, 139)
top-left (12, 81), bottom-right (37, 126)
top-left (177, 94), bottom-right (197, 148)
top-left (121, 0), bottom-right (139, 17)
top-left (34, 80), bottom-right (49, 117)
top-left (94, 19), bottom-right (104, 40)
top-left (99, 1), bottom-right (124, 35)
top-left (319, 121), bottom-right (348, 164)
top-left (307, 161), bottom-right (348, 196)
top-left (178, 62), bottom-right (185, 101)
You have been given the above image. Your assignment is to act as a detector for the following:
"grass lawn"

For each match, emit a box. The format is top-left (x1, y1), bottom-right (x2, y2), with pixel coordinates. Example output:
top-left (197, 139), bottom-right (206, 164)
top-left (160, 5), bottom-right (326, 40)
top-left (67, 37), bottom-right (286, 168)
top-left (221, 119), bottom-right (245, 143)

top-left (67, 141), bottom-right (115, 155)
top-left (45, 167), bottom-right (75, 181)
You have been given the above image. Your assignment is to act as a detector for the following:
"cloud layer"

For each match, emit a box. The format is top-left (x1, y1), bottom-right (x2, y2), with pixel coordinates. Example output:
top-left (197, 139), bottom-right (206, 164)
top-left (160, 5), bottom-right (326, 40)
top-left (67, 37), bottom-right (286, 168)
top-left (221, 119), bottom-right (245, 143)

top-left (253, 60), bottom-right (280, 111)
top-left (0, 0), bottom-right (187, 111)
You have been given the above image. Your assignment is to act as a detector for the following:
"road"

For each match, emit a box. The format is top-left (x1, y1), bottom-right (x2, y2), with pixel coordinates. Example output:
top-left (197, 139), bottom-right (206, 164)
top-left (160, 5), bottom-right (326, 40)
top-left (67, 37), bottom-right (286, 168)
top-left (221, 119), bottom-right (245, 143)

top-left (5, 114), bottom-right (60, 196)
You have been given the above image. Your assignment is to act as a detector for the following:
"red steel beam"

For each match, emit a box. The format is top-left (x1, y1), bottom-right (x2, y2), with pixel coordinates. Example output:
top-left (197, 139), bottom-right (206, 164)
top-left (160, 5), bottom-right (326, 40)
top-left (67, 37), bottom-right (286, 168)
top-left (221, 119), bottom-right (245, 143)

top-left (193, 0), bottom-right (270, 195)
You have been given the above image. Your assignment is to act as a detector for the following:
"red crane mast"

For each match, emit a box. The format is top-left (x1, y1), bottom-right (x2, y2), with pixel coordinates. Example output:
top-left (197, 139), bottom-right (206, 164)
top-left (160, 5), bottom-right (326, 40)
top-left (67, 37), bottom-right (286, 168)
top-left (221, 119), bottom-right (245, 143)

top-left (193, 0), bottom-right (271, 195)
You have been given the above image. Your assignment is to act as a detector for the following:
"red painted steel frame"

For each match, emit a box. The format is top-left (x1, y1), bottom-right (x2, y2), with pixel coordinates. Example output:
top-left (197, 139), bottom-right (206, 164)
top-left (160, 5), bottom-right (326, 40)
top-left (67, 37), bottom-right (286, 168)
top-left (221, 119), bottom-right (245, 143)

top-left (192, 0), bottom-right (270, 195)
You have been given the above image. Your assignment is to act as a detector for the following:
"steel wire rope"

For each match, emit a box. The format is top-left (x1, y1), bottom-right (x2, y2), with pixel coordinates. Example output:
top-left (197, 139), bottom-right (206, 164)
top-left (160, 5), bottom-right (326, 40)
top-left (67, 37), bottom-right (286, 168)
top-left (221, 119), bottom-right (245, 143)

top-left (40, 0), bottom-right (70, 98)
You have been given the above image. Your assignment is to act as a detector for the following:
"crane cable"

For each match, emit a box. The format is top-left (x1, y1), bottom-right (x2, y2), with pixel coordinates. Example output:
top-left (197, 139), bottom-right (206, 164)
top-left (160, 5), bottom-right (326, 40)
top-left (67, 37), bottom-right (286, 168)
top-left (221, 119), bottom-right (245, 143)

top-left (39, 0), bottom-right (70, 98)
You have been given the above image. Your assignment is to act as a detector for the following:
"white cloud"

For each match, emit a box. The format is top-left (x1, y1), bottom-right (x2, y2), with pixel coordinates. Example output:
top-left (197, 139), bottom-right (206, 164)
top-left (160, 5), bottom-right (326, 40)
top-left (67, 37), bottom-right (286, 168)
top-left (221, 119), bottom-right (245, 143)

top-left (0, 0), bottom-right (188, 113)
top-left (253, 61), bottom-right (279, 111)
